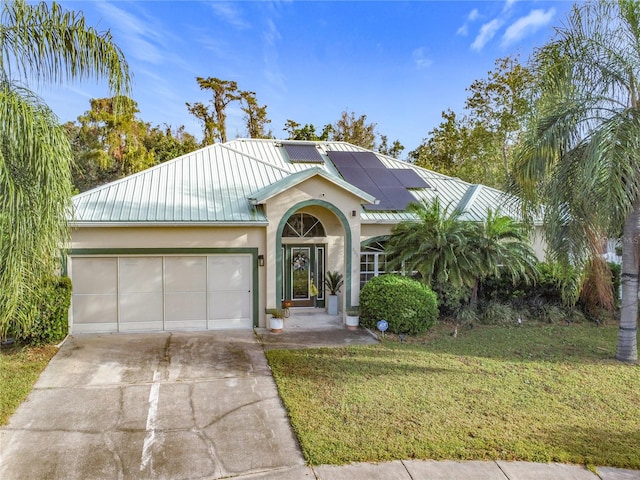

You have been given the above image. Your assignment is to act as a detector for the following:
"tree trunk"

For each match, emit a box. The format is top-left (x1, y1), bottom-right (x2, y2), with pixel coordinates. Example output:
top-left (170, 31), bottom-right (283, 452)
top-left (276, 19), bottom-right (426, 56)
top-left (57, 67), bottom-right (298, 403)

top-left (470, 278), bottom-right (479, 307)
top-left (616, 198), bottom-right (640, 363)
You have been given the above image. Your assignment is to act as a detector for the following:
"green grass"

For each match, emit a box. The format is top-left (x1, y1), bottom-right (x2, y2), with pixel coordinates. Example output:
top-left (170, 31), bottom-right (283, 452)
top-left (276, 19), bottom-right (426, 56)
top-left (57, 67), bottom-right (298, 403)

top-left (0, 344), bottom-right (58, 425)
top-left (266, 323), bottom-right (640, 468)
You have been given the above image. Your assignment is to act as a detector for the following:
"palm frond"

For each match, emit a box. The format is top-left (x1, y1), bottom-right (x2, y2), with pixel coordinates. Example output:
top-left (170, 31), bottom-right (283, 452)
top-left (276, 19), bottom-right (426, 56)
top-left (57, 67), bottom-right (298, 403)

top-left (0, 81), bottom-right (73, 337)
top-left (1, 0), bottom-right (130, 95)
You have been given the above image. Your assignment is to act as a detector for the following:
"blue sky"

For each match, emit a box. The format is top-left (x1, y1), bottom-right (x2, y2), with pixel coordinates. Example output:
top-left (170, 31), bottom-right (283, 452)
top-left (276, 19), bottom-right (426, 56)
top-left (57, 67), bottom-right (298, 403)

top-left (39, 0), bottom-right (574, 156)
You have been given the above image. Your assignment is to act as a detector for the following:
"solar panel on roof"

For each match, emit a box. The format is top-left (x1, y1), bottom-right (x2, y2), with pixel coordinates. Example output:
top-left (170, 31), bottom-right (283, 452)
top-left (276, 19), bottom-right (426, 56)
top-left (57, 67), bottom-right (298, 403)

top-left (384, 186), bottom-right (417, 210)
top-left (363, 189), bottom-right (393, 211)
top-left (326, 151), bottom-right (355, 169)
top-left (389, 169), bottom-right (429, 188)
top-left (283, 143), bottom-right (325, 163)
top-left (337, 167), bottom-right (376, 187)
top-left (327, 150), bottom-right (422, 211)
top-left (353, 152), bottom-right (386, 169)
top-left (367, 168), bottom-right (404, 187)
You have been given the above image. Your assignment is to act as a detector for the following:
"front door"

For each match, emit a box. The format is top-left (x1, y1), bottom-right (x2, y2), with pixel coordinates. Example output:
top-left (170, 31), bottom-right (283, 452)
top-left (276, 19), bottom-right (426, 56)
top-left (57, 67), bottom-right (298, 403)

top-left (284, 245), bottom-right (325, 307)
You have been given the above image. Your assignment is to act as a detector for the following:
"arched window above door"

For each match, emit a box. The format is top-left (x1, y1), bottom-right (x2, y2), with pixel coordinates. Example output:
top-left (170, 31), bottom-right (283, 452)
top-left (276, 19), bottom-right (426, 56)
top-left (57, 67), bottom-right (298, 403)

top-left (282, 213), bottom-right (326, 238)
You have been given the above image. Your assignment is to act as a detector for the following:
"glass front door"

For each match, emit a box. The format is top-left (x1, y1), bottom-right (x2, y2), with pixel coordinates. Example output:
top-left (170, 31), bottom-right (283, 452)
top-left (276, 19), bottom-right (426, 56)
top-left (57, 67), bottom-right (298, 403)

top-left (291, 247), bottom-right (311, 304)
top-left (284, 245), bottom-right (325, 307)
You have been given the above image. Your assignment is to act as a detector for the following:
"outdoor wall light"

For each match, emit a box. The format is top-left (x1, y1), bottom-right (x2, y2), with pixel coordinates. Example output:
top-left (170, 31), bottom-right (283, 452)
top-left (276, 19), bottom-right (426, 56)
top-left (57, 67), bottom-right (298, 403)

top-left (351, 210), bottom-right (357, 217)
top-left (258, 254), bottom-right (265, 267)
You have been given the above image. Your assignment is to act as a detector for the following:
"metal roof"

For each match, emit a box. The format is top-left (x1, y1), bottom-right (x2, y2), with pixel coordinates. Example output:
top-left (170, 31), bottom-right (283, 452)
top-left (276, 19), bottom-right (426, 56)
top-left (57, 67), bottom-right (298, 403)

top-left (71, 138), bottom-right (516, 225)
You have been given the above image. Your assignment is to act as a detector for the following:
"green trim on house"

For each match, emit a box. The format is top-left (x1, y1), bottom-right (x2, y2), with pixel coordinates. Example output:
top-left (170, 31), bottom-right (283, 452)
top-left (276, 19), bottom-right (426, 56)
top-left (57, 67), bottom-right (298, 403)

top-left (66, 247), bottom-right (259, 328)
top-left (275, 200), bottom-right (353, 311)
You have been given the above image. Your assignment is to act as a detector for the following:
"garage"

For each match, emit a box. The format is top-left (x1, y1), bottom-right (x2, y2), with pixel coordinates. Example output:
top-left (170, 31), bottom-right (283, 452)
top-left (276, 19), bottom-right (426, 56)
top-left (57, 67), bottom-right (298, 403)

top-left (70, 254), bottom-right (254, 333)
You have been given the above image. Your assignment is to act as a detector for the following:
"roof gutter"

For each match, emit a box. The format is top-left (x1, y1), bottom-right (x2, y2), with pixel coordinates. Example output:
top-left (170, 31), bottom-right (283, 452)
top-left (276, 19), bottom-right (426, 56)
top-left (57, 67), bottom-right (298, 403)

top-left (70, 221), bottom-right (269, 228)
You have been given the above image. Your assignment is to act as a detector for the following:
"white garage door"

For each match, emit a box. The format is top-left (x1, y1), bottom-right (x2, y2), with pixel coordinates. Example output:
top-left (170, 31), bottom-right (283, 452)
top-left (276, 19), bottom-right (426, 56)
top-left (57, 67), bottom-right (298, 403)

top-left (71, 254), bottom-right (253, 333)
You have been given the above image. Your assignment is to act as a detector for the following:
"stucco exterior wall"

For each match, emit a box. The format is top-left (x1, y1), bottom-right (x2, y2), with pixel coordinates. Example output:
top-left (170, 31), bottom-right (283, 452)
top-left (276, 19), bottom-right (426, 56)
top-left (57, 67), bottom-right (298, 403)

top-left (71, 226), bottom-right (266, 250)
top-left (532, 225), bottom-right (547, 261)
top-left (262, 176), bottom-right (365, 321)
top-left (360, 223), bottom-right (394, 244)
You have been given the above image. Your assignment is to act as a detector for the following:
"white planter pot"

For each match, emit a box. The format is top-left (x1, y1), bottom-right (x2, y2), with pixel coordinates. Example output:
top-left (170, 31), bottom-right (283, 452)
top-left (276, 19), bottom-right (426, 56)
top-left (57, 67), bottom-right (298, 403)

top-left (327, 295), bottom-right (339, 315)
top-left (345, 315), bottom-right (359, 330)
top-left (270, 317), bottom-right (284, 333)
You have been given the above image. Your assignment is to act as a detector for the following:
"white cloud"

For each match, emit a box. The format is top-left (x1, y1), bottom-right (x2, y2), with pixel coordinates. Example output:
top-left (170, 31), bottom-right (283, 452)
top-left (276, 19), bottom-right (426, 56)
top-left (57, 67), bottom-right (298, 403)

top-left (94, 2), bottom-right (172, 65)
top-left (412, 47), bottom-right (432, 70)
top-left (262, 18), bottom-right (286, 94)
top-left (502, 8), bottom-right (556, 46)
top-left (503, 0), bottom-right (517, 13)
top-left (263, 18), bottom-right (281, 47)
top-left (471, 19), bottom-right (503, 51)
top-left (208, 2), bottom-right (251, 30)
top-left (457, 8), bottom-right (479, 36)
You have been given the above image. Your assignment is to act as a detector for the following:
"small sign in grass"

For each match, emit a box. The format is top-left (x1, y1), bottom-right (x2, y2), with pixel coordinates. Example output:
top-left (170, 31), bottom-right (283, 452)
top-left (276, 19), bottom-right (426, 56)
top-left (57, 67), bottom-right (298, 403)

top-left (267, 324), bottom-right (639, 469)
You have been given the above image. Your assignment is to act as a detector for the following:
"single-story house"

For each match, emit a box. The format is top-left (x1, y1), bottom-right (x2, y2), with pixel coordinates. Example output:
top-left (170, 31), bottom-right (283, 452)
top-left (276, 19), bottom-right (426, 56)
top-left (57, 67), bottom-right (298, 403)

top-left (67, 138), bottom-right (544, 333)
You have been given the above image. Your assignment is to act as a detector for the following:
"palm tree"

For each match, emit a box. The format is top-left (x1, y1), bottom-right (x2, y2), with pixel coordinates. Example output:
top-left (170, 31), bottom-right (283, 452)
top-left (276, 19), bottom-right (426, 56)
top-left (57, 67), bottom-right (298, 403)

top-left (0, 1), bottom-right (130, 338)
top-left (386, 199), bottom-right (538, 306)
top-left (385, 198), bottom-right (481, 289)
top-left (514, 0), bottom-right (640, 362)
top-left (470, 209), bottom-right (539, 303)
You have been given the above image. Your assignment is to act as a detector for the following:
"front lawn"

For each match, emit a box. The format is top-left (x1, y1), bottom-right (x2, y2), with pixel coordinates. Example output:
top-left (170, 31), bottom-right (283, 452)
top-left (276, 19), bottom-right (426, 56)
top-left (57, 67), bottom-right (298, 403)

top-left (267, 323), bottom-right (640, 468)
top-left (0, 344), bottom-right (58, 425)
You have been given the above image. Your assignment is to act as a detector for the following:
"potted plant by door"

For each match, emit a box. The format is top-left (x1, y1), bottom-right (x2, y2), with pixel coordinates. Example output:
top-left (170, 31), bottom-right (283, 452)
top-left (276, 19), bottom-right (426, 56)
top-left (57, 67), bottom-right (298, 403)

top-left (267, 308), bottom-right (286, 333)
top-left (325, 271), bottom-right (344, 316)
top-left (345, 307), bottom-right (360, 330)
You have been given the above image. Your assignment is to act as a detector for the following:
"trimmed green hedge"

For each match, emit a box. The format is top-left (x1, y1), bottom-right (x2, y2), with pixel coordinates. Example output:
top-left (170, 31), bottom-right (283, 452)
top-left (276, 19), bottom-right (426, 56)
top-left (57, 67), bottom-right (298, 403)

top-left (360, 275), bottom-right (438, 335)
top-left (11, 276), bottom-right (72, 346)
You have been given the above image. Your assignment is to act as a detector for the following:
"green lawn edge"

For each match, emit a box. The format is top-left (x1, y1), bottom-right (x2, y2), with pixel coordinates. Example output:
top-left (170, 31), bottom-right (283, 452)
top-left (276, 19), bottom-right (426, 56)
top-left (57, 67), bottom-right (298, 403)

top-left (0, 344), bottom-right (58, 425)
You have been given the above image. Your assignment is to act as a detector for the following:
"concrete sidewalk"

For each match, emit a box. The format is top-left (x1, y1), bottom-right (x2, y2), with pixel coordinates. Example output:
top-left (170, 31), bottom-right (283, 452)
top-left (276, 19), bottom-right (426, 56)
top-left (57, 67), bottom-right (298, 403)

top-left (231, 460), bottom-right (638, 479)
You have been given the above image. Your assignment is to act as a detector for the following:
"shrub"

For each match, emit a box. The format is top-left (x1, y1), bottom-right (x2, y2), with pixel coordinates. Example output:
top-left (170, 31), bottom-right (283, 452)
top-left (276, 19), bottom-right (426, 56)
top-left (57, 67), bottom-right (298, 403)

top-left (529, 304), bottom-right (566, 324)
top-left (479, 274), bottom-right (527, 303)
top-left (10, 277), bottom-right (71, 346)
top-left (480, 301), bottom-right (518, 326)
top-left (433, 281), bottom-right (471, 317)
top-left (480, 262), bottom-right (580, 307)
top-left (360, 275), bottom-right (438, 335)
top-left (455, 304), bottom-right (479, 325)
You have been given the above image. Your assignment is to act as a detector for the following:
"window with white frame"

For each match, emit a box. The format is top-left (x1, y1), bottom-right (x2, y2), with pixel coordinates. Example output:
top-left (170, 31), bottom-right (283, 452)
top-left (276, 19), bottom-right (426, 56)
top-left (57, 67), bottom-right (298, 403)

top-left (360, 241), bottom-right (386, 289)
top-left (282, 213), bottom-right (326, 238)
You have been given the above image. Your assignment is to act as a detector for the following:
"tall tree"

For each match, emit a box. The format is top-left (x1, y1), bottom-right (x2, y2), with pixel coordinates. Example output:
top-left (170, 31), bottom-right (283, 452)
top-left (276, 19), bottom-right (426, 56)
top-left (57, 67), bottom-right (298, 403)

top-left (332, 111), bottom-right (377, 150)
top-left (239, 90), bottom-right (271, 139)
top-left (514, 0), bottom-right (640, 362)
top-left (144, 124), bottom-right (199, 164)
top-left (186, 77), bottom-right (239, 144)
top-left (185, 101), bottom-right (215, 145)
top-left (72, 96), bottom-right (154, 190)
top-left (283, 120), bottom-right (333, 141)
top-left (465, 55), bottom-right (533, 176)
top-left (378, 135), bottom-right (405, 158)
top-left (0, 0), bottom-right (129, 338)
top-left (410, 56), bottom-right (532, 188)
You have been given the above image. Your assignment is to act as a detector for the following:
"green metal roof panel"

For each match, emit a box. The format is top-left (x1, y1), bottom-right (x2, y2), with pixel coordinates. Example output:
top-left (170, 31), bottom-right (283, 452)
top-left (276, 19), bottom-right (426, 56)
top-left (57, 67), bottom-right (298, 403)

top-left (72, 138), bottom-right (516, 225)
top-left (73, 144), bottom-right (278, 224)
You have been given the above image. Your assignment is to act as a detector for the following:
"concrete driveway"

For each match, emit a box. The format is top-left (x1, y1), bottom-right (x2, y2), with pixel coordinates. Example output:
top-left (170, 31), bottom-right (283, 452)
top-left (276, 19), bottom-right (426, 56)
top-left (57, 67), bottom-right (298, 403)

top-left (0, 331), bottom-right (312, 480)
